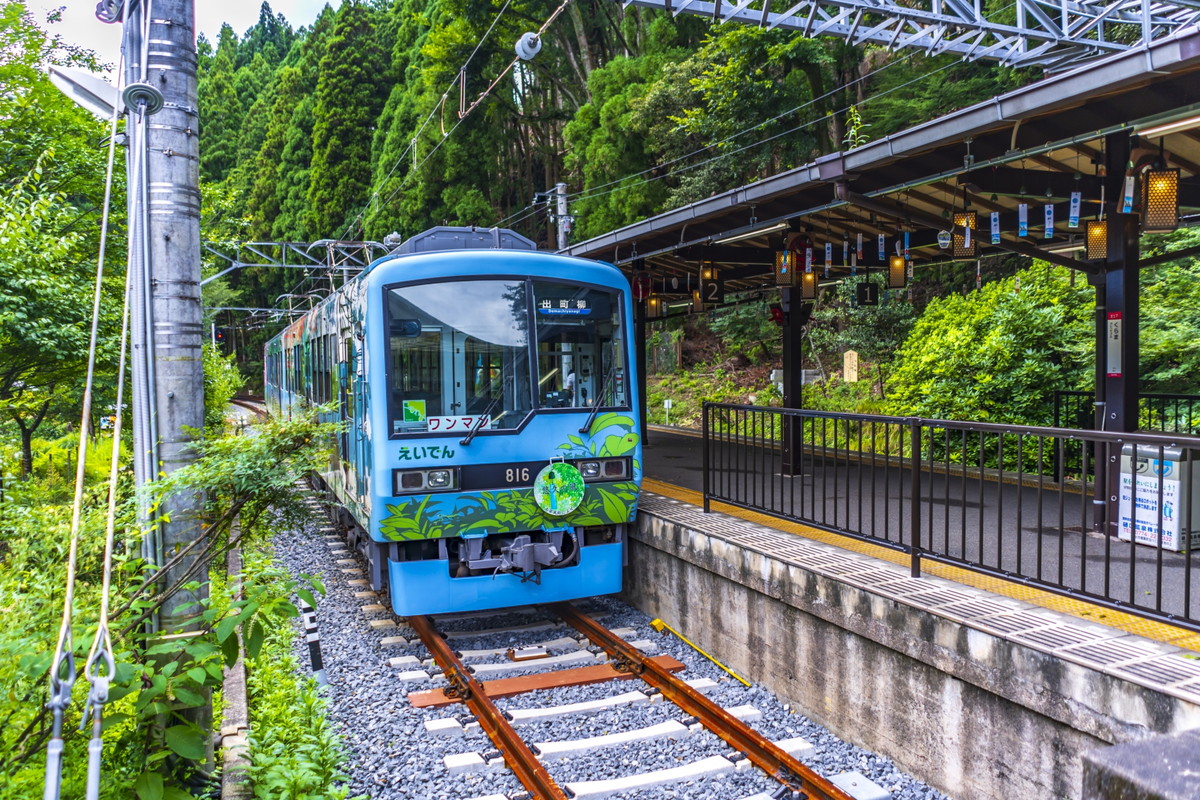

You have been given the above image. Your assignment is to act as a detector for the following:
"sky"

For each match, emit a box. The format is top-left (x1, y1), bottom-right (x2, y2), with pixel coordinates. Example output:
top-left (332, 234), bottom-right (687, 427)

top-left (30, 1), bottom-right (332, 72)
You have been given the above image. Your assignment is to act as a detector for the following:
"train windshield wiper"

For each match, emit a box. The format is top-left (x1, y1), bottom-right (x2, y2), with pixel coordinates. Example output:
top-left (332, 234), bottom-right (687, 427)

top-left (460, 393), bottom-right (502, 446)
top-left (579, 367), bottom-right (616, 434)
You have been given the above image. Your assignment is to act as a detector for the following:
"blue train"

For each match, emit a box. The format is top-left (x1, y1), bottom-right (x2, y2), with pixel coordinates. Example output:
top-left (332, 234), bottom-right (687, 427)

top-left (264, 227), bottom-right (642, 615)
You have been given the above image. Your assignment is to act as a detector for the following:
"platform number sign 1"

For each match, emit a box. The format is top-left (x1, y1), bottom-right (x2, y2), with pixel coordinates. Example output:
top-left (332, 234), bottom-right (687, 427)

top-left (699, 263), bottom-right (724, 306)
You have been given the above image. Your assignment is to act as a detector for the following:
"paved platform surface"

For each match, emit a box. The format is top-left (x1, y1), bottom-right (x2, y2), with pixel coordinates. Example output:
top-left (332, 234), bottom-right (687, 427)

top-left (641, 426), bottom-right (1200, 654)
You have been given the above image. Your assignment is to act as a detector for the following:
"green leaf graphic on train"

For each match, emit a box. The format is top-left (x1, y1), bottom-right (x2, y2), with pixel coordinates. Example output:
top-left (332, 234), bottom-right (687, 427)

top-left (454, 490), bottom-right (545, 532)
top-left (379, 495), bottom-right (445, 541)
top-left (556, 413), bottom-right (642, 478)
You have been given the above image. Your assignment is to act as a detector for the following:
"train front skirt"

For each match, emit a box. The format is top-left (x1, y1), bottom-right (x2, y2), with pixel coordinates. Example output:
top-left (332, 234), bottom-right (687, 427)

top-left (386, 541), bottom-right (624, 616)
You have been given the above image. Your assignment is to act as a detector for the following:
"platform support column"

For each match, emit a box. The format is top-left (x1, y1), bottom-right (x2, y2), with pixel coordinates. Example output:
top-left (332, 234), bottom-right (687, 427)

top-left (1094, 131), bottom-right (1141, 536)
top-left (781, 289), bottom-right (806, 475)
top-left (633, 260), bottom-right (648, 445)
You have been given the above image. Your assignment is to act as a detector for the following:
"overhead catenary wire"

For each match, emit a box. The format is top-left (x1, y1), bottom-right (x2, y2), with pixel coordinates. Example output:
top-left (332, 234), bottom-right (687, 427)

top-left (339, 0), bottom-right (517, 241)
top-left (356, 0), bottom-right (574, 240)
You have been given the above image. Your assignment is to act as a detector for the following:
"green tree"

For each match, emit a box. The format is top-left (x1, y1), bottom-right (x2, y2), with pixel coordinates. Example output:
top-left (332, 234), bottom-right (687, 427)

top-left (306, 1), bottom-right (387, 237)
top-left (198, 24), bottom-right (243, 183)
top-left (1138, 228), bottom-right (1200, 394)
top-left (0, 4), bottom-right (119, 475)
top-left (885, 263), bottom-right (1093, 424)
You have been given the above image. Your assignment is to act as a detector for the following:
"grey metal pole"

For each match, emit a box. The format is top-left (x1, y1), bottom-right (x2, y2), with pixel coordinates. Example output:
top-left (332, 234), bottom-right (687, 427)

top-left (123, 0), bottom-right (205, 631)
top-left (556, 182), bottom-right (569, 251)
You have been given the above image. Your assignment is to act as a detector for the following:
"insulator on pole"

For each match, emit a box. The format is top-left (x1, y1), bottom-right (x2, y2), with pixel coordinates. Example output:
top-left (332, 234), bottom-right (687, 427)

top-left (515, 32), bottom-right (542, 61)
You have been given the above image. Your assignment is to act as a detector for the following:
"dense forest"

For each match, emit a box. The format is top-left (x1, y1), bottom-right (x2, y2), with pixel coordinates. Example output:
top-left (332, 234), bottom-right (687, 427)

top-left (197, 0), bottom-right (1037, 310)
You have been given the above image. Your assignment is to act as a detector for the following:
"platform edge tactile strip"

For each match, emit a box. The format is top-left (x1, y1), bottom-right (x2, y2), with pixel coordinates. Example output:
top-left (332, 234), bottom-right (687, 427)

top-left (641, 479), bottom-right (1200, 698)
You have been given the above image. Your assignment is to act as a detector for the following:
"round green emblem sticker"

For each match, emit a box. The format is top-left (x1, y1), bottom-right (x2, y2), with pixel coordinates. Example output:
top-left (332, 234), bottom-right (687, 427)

top-left (533, 462), bottom-right (585, 517)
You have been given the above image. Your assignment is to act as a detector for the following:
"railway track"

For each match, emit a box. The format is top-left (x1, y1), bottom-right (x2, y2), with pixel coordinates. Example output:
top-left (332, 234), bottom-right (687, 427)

top-left (279, 484), bottom-right (945, 800)
top-left (408, 607), bottom-right (858, 800)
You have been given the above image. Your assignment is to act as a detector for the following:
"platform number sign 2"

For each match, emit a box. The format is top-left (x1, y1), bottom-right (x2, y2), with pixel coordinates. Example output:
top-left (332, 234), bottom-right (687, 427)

top-left (699, 263), bottom-right (724, 306)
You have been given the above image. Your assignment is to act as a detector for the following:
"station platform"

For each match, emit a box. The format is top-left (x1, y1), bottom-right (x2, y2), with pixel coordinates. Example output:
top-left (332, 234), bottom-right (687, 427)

top-left (628, 441), bottom-right (1200, 798)
top-left (641, 425), bottom-right (1200, 653)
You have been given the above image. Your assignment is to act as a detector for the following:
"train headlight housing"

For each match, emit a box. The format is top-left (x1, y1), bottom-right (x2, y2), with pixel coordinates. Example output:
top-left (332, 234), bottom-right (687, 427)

top-left (393, 468), bottom-right (459, 494)
top-left (572, 458), bottom-right (629, 482)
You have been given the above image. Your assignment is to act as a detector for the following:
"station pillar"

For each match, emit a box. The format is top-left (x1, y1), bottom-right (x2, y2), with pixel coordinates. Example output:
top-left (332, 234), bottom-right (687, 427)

top-left (633, 260), bottom-right (649, 445)
top-left (1092, 131), bottom-right (1142, 536)
top-left (781, 289), bottom-right (807, 475)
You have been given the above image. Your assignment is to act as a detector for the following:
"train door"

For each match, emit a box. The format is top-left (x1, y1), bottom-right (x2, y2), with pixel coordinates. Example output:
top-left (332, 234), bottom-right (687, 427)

top-left (343, 337), bottom-right (360, 498)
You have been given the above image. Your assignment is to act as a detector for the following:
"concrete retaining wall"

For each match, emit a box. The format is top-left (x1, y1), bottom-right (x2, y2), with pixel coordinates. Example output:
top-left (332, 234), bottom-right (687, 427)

top-left (623, 499), bottom-right (1200, 800)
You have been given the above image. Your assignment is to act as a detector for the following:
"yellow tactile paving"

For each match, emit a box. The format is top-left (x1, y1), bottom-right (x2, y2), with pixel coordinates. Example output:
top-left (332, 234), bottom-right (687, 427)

top-left (641, 478), bottom-right (1200, 654)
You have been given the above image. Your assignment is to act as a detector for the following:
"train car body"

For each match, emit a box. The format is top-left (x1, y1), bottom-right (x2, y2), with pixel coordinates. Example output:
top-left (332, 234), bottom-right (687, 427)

top-left (264, 228), bottom-right (641, 616)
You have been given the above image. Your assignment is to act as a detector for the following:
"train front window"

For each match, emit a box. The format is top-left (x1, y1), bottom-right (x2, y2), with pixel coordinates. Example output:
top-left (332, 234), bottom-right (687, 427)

top-left (533, 282), bottom-right (627, 409)
top-left (387, 280), bottom-right (532, 435)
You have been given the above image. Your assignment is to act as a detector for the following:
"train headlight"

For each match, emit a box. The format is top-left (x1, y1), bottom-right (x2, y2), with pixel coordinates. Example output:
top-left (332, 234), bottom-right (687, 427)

top-left (573, 458), bottom-right (629, 482)
top-left (601, 459), bottom-right (627, 479)
top-left (393, 468), bottom-right (459, 494)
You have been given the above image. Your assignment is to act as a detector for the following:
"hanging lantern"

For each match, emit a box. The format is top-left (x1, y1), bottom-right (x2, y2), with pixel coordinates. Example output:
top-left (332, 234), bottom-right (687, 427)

top-left (699, 262), bottom-right (723, 305)
top-left (1086, 219), bottom-right (1108, 260)
top-left (774, 250), bottom-right (795, 286)
top-left (800, 270), bottom-right (817, 300)
top-left (953, 211), bottom-right (977, 258)
top-left (647, 295), bottom-right (662, 319)
top-left (1142, 167), bottom-right (1180, 232)
top-left (887, 255), bottom-right (907, 289)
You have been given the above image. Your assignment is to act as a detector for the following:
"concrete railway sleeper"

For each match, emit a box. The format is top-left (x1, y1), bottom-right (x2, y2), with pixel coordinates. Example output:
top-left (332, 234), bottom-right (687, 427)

top-left (409, 605), bottom-right (856, 800)
top-left (548, 603), bottom-right (856, 800)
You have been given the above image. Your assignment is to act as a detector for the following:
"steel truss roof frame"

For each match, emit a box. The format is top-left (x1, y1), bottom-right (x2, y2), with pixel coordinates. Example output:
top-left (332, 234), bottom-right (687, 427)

top-left (200, 240), bottom-right (388, 286)
top-left (563, 30), bottom-right (1200, 289)
top-left (617, 0), bottom-right (1200, 70)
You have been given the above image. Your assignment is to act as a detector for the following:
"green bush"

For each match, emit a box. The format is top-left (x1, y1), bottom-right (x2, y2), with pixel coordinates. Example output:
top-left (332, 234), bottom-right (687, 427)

top-left (244, 545), bottom-right (354, 800)
top-left (204, 343), bottom-right (247, 433)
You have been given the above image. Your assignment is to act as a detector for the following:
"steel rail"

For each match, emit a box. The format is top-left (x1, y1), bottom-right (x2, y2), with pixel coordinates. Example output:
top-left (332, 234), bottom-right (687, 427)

top-left (406, 615), bottom-right (570, 800)
top-left (548, 603), bottom-right (856, 800)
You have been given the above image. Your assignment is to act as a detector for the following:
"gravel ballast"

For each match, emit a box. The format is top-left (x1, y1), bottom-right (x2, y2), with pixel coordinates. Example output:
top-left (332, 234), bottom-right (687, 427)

top-left (272, 510), bottom-right (952, 800)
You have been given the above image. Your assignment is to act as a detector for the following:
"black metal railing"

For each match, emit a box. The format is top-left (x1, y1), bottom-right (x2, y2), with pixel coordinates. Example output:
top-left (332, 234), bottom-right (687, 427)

top-left (1054, 390), bottom-right (1200, 435)
top-left (703, 402), bottom-right (1200, 632)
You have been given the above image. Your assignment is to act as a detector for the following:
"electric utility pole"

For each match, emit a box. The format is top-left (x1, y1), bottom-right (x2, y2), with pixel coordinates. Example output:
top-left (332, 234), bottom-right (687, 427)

top-left (119, 0), bottom-right (205, 632)
top-left (555, 182), bottom-right (571, 251)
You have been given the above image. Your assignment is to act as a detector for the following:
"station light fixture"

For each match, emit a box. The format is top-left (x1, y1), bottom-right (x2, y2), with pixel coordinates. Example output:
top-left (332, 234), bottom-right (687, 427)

top-left (647, 294), bottom-right (662, 319)
top-left (1137, 113), bottom-right (1200, 139)
top-left (800, 270), bottom-right (818, 300)
top-left (714, 220), bottom-right (789, 245)
top-left (1086, 220), bottom-right (1108, 260)
top-left (774, 249), bottom-right (796, 287)
top-left (1141, 167), bottom-right (1180, 232)
top-left (887, 255), bottom-right (907, 289)
top-left (952, 211), bottom-right (977, 258)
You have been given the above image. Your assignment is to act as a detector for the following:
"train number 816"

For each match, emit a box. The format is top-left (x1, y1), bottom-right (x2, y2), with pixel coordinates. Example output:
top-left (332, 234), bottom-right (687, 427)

top-left (505, 467), bottom-right (531, 484)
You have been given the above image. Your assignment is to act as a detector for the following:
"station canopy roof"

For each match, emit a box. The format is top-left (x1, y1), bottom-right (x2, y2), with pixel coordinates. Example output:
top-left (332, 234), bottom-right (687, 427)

top-left (562, 29), bottom-right (1200, 298)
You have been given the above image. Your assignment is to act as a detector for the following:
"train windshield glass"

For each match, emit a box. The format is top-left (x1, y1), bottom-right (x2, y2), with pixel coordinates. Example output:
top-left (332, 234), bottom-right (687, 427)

top-left (533, 281), bottom-right (626, 410)
top-left (386, 279), bottom-right (532, 435)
